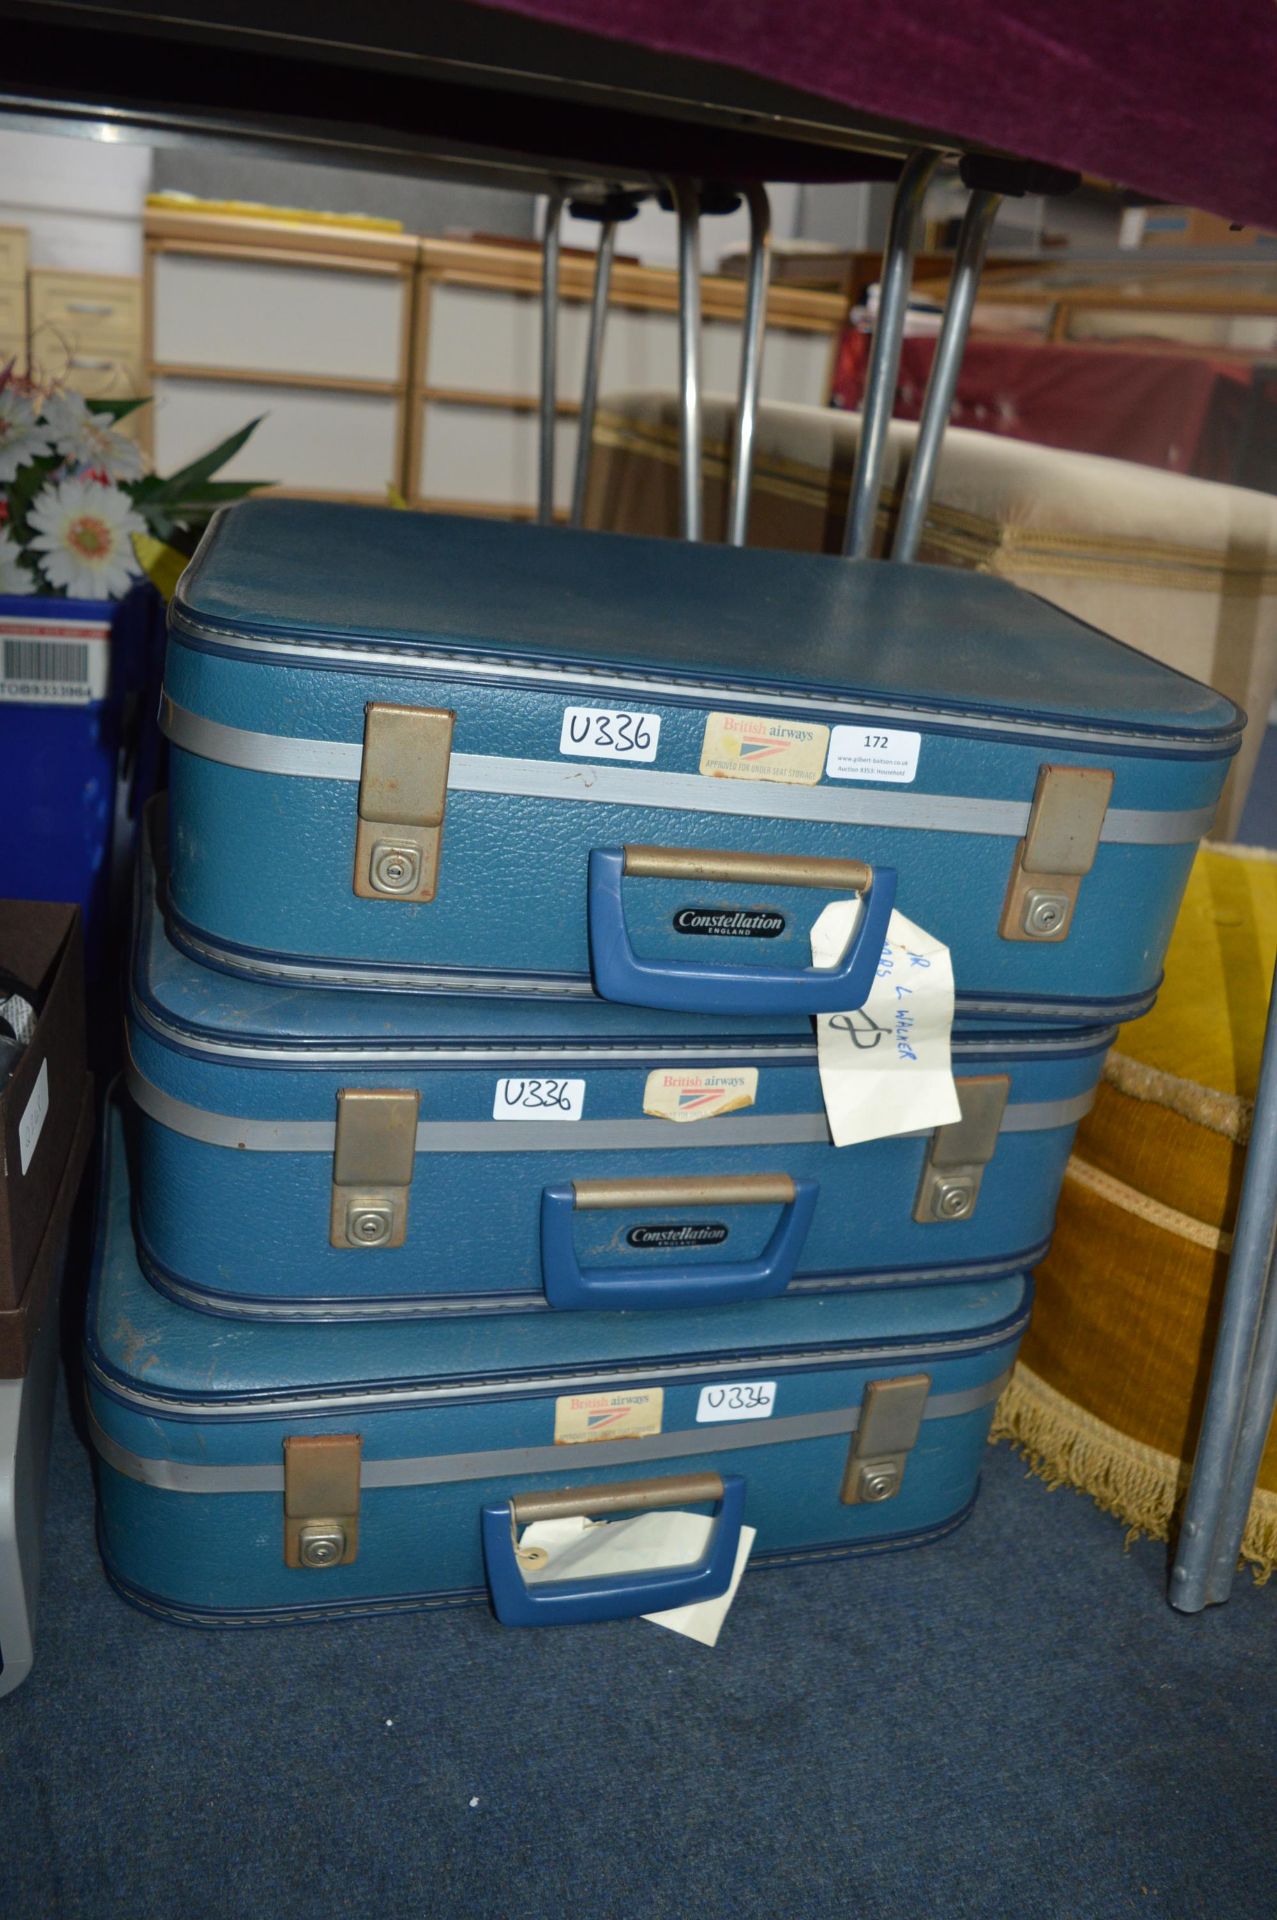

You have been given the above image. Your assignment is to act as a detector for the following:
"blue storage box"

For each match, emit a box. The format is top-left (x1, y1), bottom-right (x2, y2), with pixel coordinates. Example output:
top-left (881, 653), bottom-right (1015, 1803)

top-left (160, 501), bottom-right (1241, 1023)
top-left (89, 1103), bottom-right (1031, 1628)
top-left (0, 584), bottom-right (166, 983)
top-left (128, 814), bottom-right (1108, 1319)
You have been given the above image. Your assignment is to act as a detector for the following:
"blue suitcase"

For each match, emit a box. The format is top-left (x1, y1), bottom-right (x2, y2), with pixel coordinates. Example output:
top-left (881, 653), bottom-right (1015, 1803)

top-left (128, 816), bottom-right (1108, 1319)
top-left (160, 500), bottom-right (1240, 1024)
top-left (89, 1104), bottom-right (1030, 1628)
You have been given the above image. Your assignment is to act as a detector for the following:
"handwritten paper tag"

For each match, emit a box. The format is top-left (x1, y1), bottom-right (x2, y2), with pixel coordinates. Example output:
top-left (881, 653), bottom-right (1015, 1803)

top-left (520, 1512), bottom-right (756, 1648)
top-left (811, 901), bottom-right (961, 1149)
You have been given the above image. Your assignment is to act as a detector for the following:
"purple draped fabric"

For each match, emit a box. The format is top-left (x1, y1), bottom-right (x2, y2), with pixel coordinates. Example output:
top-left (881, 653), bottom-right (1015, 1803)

top-left (473, 0), bottom-right (1277, 229)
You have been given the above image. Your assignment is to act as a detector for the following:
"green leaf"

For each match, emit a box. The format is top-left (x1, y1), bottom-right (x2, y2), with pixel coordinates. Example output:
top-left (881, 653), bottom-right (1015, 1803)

top-left (156, 479), bottom-right (268, 507)
top-left (145, 417), bottom-right (263, 499)
top-left (84, 395), bottom-right (152, 422)
top-left (133, 500), bottom-right (179, 542)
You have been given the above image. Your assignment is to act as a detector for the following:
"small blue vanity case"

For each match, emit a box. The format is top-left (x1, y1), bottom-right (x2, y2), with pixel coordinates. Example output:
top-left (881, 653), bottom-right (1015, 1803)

top-left (89, 1104), bottom-right (1031, 1628)
top-left (128, 816), bottom-right (1109, 1320)
top-left (160, 501), bottom-right (1241, 1024)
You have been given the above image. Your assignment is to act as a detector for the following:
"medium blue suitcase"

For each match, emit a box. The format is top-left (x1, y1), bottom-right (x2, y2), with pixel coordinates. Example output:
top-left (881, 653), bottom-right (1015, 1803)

top-left (160, 501), bottom-right (1241, 1025)
top-left (128, 816), bottom-right (1108, 1319)
top-left (89, 1104), bottom-right (1030, 1628)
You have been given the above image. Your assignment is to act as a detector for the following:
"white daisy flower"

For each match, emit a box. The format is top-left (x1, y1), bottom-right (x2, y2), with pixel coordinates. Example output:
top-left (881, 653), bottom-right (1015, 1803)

top-left (0, 388), bottom-right (54, 482)
top-left (0, 530), bottom-right (35, 595)
top-left (42, 389), bottom-right (145, 481)
top-left (28, 476), bottom-right (145, 601)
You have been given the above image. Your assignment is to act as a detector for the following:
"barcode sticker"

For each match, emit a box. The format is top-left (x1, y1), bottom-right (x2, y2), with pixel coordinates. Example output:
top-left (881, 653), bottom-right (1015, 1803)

top-left (0, 614), bottom-right (110, 705)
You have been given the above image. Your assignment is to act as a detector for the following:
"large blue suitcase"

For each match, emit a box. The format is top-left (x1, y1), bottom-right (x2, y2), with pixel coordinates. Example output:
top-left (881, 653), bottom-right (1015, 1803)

top-left (160, 501), bottom-right (1241, 1025)
top-left (128, 817), bottom-right (1109, 1319)
top-left (89, 1105), bottom-right (1030, 1628)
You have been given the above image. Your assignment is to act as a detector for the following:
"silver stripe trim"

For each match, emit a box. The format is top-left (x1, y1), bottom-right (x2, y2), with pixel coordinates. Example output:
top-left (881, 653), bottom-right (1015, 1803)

top-left (125, 1064), bottom-right (1094, 1152)
top-left (160, 699), bottom-right (1218, 848)
top-left (89, 1369), bottom-right (1011, 1494)
top-left (169, 614), bottom-right (1242, 757)
top-left (1001, 1092), bottom-right (1095, 1131)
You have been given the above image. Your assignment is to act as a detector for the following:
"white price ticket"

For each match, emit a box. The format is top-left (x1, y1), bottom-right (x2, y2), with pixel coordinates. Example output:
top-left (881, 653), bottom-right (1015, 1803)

top-left (811, 901), bottom-right (961, 1149)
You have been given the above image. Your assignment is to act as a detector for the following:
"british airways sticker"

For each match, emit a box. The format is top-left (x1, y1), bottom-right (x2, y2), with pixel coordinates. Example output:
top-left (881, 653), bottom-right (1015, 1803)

top-left (554, 1389), bottom-right (664, 1444)
top-left (643, 1068), bottom-right (759, 1124)
top-left (699, 712), bottom-right (829, 786)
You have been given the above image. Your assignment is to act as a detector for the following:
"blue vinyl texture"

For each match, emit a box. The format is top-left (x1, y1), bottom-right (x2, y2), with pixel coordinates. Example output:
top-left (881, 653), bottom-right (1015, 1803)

top-left (89, 1106), bottom-right (1027, 1621)
top-left (162, 502), bottom-right (1240, 1012)
top-left (130, 836), bottom-right (1108, 1314)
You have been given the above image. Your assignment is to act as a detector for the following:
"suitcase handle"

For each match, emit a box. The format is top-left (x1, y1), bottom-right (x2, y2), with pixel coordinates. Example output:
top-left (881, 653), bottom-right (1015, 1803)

top-left (587, 845), bottom-right (896, 1014)
top-left (540, 1174), bottom-right (818, 1310)
top-left (483, 1472), bottom-right (746, 1627)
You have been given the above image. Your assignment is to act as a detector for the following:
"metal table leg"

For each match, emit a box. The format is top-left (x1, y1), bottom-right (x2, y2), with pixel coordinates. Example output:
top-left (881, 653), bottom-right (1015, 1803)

top-left (570, 213), bottom-right (619, 528)
top-left (1172, 957), bottom-right (1277, 1610)
top-left (891, 185), bottom-right (1000, 563)
top-left (538, 189), bottom-right (565, 525)
top-left (842, 149), bottom-right (939, 560)
top-left (670, 177), bottom-right (703, 543)
top-left (726, 182), bottom-right (772, 549)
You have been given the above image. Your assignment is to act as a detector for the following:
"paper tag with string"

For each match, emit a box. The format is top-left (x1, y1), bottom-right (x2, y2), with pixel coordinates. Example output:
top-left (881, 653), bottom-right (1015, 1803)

top-left (811, 899), bottom-right (961, 1149)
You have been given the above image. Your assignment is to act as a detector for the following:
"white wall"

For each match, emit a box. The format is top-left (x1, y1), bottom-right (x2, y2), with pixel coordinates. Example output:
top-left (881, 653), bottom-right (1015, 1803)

top-left (0, 128), bottom-right (152, 274)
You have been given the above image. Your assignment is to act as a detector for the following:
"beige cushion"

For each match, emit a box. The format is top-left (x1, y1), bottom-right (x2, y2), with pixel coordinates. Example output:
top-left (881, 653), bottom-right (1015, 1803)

top-left (586, 391), bottom-right (1277, 835)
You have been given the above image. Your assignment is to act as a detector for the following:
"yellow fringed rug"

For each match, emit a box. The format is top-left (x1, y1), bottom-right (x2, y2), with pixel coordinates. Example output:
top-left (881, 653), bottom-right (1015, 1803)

top-left (991, 841), bottom-right (1277, 1577)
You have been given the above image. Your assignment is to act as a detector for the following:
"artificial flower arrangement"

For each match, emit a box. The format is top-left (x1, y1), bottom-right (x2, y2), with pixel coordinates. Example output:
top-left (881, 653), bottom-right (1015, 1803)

top-left (0, 373), bottom-right (263, 602)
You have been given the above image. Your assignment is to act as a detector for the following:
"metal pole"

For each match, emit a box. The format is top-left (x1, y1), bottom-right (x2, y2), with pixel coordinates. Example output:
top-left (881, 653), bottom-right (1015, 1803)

top-left (538, 190), bottom-right (564, 525)
top-left (671, 178), bottom-right (703, 542)
top-left (891, 186), bottom-right (1000, 563)
top-left (1171, 958), bottom-right (1277, 1611)
top-left (569, 215), bottom-right (618, 530)
top-left (842, 150), bottom-right (939, 559)
top-left (726, 183), bottom-right (771, 548)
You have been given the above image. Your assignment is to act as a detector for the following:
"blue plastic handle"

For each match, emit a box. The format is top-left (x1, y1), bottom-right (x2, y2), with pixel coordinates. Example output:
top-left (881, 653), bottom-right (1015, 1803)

top-left (483, 1475), bottom-right (747, 1627)
top-left (540, 1179), bottom-right (818, 1310)
top-left (587, 847), bottom-right (896, 1015)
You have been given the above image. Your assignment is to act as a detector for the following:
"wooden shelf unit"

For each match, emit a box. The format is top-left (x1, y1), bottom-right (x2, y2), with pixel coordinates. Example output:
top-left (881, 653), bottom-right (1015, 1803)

top-left (143, 208), bottom-right (419, 504)
top-left (408, 236), bottom-right (849, 519)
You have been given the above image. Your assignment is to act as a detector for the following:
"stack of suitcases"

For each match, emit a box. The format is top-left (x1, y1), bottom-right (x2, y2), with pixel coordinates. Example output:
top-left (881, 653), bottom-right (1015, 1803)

top-left (86, 498), bottom-right (1243, 1629)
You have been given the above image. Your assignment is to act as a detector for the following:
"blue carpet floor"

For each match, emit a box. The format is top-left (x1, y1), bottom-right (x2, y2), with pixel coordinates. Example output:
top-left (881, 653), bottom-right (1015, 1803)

top-left (1, 1375), bottom-right (1274, 1920)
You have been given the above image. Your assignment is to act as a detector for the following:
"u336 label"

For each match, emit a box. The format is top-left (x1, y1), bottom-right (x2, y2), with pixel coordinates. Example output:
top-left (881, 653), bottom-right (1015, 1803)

top-left (695, 1380), bottom-right (776, 1423)
top-left (559, 705), bottom-right (661, 762)
top-left (493, 1077), bottom-right (585, 1120)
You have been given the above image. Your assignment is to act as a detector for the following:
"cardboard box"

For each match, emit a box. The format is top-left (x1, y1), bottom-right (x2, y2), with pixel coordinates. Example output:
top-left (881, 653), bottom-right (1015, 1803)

top-left (0, 1074), bottom-right (93, 1378)
top-left (1136, 206), bottom-right (1273, 248)
top-left (0, 903), bottom-right (87, 1309)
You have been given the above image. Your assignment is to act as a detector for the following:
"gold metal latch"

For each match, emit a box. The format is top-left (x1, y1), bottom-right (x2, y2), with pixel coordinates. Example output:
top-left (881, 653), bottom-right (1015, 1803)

top-left (913, 1075), bottom-right (1010, 1224)
top-left (354, 702), bottom-right (454, 902)
top-left (841, 1375), bottom-right (931, 1505)
top-left (999, 764), bottom-right (1113, 943)
top-left (330, 1087), bottom-right (420, 1249)
top-left (284, 1433), bottom-right (362, 1568)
